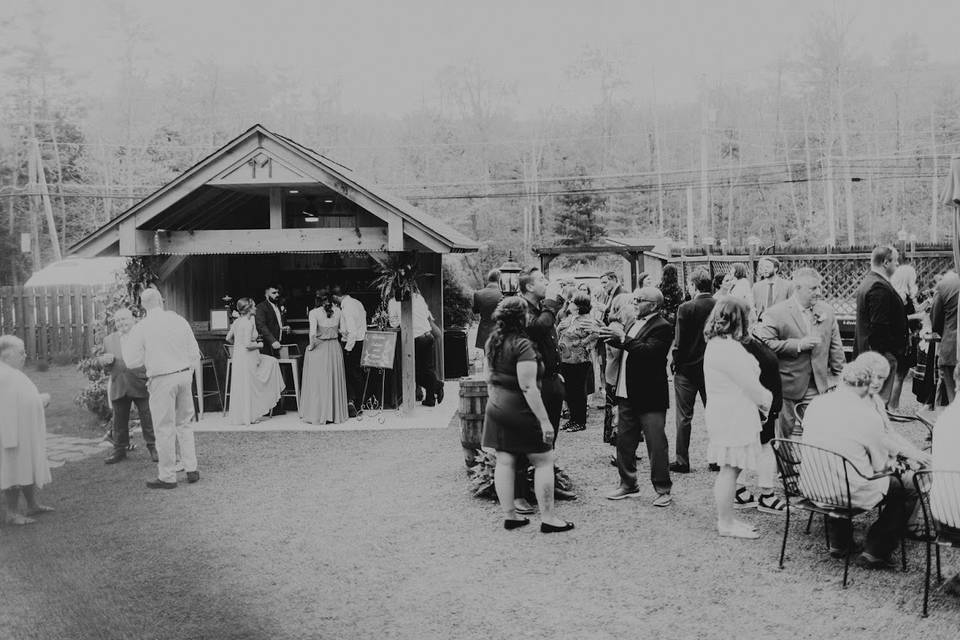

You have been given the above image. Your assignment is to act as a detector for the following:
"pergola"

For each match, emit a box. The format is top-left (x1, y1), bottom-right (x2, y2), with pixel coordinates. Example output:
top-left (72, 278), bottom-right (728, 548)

top-left (533, 238), bottom-right (659, 289)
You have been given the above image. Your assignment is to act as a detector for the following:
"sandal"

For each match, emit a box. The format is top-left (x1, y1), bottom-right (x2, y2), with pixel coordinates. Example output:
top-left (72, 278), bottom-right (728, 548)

top-left (756, 494), bottom-right (786, 515)
top-left (734, 487), bottom-right (757, 509)
top-left (26, 504), bottom-right (54, 516)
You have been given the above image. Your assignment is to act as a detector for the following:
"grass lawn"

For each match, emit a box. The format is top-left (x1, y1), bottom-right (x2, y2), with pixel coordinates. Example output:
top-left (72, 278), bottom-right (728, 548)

top-left (27, 363), bottom-right (105, 437)
top-left (0, 376), bottom-right (957, 639)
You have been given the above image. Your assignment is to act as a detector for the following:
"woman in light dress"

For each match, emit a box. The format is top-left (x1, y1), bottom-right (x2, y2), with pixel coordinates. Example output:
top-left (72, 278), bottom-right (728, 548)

top-left (703, 296), bottom-right (772, 539)
top-left (226, 298), bottom-right (284, 425)
top-left (301, 294), bottom-right (349, 425)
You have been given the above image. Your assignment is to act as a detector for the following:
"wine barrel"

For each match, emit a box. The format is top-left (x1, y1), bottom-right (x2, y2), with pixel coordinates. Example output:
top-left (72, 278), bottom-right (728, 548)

top-left (459, 377), bottom-right (488, 467)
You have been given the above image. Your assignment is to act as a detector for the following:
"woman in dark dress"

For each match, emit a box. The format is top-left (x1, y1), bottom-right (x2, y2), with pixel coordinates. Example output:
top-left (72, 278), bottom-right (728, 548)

top-left (482, 297), bottom-right (574, 533)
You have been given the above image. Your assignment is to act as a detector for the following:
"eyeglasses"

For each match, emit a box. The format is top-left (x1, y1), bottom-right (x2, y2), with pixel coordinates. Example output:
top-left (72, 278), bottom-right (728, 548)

top-left (633, 298), bottom-right (655, 305)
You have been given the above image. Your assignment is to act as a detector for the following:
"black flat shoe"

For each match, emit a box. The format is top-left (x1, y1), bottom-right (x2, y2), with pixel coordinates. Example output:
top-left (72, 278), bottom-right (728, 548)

top-left (504, 518), bottom-right (530, 530)
top-left (541, 521), bottom-right (575, 533)
top-left (146, 480), bottom-right (177, 490)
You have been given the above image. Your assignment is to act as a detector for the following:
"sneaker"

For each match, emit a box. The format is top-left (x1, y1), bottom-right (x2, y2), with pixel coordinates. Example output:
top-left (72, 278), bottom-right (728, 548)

top-left (829, 542), bottom-right (863, 559)
top-left (734, 488), bottom-right (758, 509)
top-left (652, 493), bottom-right (673, 508)
top-left (756, 493), bottom-right (787, 515)
top-left (605, 486), bottom-right (641, 500)
top-left (559, 420), bottom-right (574, 432)
top-left (567, 422), bottom-right (586, 432)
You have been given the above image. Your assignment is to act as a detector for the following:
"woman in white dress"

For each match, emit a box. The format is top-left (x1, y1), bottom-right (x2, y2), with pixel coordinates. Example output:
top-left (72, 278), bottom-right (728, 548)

top-left (226, 298), bottom-right (284, 425)
top-left (301, 294), bottom-right (349, 424)
top-left (703, 296), bottom-right (772, 539)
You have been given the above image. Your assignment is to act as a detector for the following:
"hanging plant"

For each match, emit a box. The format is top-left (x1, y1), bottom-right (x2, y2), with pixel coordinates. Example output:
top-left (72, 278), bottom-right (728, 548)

top-left (371, 252), bottom-right (421, 303)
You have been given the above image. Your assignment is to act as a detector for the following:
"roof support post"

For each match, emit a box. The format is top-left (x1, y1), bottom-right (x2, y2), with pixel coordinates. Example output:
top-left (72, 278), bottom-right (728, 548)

top-left (269, 188), bottom-right (284, 229)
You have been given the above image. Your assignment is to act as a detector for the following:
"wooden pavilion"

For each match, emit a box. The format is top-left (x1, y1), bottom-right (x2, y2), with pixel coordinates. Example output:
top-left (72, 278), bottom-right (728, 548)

top-left (70, 124), bottom-right (479, 412)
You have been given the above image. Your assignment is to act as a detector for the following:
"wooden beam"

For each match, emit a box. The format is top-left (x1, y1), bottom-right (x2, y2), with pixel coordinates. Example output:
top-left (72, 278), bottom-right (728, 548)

top-left (156, 255), bottom-right (189, 281)
top-left (269, 188), bottom-right (283, 229)
top-left (387, 215), bottom-right (403, 251)
top-left (400, 297), bottom-right (415, 414)
top-left (118, 222), bottom-right (153, 255)
top-left (148, 227), bottom-right (389, 255)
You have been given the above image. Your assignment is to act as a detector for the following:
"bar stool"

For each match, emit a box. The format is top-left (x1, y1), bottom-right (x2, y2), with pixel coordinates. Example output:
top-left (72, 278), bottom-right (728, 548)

top-left (274, 343), bottom-right (302, 417)
top-left (222, 344), bottom-right (233, 417)
top-left (192, 357), bottom-right (222, 420)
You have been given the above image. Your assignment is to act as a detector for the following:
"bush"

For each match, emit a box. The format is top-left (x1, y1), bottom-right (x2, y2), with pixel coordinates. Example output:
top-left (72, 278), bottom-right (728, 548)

top-left (34, 360), bottom-right (50, 372)
top-left (442, 261), bottom-right (474, 329)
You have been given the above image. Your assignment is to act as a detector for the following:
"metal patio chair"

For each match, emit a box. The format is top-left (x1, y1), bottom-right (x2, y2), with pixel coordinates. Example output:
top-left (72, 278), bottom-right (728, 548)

top-left (913, 469), bottom-right (960, 617)
top-left (771, 438), bottom-right (906, 587)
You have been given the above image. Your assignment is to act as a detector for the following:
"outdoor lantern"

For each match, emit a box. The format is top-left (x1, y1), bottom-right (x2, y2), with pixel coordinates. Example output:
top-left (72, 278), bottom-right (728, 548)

top-left (897, 228), bottom-right (909, 242)
top-left (499, 253), bottom-right (521, 296)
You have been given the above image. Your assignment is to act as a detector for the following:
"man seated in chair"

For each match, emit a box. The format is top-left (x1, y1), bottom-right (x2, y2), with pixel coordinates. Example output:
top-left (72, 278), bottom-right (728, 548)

top-left (800, 360), bottom-right (918, 568)
top-left (931, 364), bottom-right (960, 595)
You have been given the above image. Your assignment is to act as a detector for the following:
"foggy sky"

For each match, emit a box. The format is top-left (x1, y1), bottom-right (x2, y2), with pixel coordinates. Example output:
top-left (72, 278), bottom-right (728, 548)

top-left (10, 0), bottom-right (960, 117)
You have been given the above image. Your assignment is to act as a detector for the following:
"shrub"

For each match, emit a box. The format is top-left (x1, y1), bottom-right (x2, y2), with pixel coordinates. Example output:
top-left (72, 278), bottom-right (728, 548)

top-left (442, 261), bottom-right (474, 329)
top-left (52, 351), bottom-right (78, 366)
top-left (34, 360), bottom-right (50, 372)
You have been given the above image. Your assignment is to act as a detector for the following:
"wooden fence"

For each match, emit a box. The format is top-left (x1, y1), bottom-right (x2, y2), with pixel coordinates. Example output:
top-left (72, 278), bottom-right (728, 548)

top-left (653, 246), bottom-right (955, 316)
top-left (0, 285), bottom-right (107, 361)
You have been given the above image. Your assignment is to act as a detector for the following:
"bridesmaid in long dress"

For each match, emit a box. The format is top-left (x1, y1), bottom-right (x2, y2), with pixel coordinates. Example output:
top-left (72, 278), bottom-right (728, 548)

top-left (302, 294), bottom-right (349, 424)
top-left (226, 298), bottom-right (284, 425)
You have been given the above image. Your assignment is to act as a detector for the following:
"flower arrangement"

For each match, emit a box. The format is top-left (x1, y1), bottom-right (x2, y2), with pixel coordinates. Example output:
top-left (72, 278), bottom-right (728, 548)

top-left (371, 252), bottom-right (421, 303)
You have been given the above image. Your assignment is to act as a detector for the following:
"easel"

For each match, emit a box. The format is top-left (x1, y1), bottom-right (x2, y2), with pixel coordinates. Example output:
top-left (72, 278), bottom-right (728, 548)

top-left (358, 367), bottom-right (392, 424)
top-left (356, 330), bottom-right (400, 424)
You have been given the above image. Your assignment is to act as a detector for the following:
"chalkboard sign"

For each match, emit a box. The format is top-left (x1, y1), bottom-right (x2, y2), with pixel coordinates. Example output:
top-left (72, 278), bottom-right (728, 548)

top-left (361, 330), bottom-right (398, 370)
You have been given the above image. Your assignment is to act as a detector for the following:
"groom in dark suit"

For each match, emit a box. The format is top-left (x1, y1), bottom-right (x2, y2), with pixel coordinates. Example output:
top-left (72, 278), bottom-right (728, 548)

top-left (601, 287), bottom-right (675, 507)
top-left (854, 245), bottom-right (908, 406)
top-left (255, 285), bottom-right (287, 414)
top-left (472, 269), bottom-right (503, 350)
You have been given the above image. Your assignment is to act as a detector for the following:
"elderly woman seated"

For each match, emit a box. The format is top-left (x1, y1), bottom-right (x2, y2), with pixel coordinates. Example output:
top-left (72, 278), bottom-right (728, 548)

top-left (800, 360), bottom-right (918, 568)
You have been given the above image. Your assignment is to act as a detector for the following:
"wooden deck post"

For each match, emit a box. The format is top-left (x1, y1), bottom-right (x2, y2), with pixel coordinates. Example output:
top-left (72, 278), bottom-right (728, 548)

top-left (400, 296), bottom-right (416, 413)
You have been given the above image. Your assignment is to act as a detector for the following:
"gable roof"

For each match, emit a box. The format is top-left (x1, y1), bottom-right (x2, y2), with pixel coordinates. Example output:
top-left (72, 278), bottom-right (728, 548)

top-left (70, 124), bottom-right (479, 256)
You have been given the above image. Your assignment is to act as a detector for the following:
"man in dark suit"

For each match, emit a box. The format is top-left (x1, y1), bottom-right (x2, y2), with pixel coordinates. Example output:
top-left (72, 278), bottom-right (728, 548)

top-left (255, 285), bottom-right (287, 414)
top-left (601, 287), bottom-right (675, 506)
top-left (931, 271), bottom-right (960, 404)
top-left (855, 245), bottom-right (908, 406)
top-left (669, 268), bottom-right (715, 473)
top-left (472, 269), bottom-right (503, 350)
top-left (99, 308), bottom-right (157, 464)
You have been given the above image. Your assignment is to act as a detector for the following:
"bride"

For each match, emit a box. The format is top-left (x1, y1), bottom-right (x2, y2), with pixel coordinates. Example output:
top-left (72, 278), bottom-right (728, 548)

top-left (226, 298), bottom-right (284, 425)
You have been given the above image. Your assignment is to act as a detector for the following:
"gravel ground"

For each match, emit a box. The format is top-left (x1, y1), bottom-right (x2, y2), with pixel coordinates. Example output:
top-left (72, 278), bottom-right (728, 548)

top-left (0, 393), bottom-right (957, 639)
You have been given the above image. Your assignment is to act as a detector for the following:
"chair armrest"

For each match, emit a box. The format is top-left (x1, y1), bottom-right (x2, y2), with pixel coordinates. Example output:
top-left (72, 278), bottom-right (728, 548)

top-left (861, 469), bottom-right (898, 482)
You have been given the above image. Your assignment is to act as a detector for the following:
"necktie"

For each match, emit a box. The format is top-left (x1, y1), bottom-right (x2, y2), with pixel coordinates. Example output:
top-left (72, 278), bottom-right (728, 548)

top-left (766, 281), bottom-right (775, 309)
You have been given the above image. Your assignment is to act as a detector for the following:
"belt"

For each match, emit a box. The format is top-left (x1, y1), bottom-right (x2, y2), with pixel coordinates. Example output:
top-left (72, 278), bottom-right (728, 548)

top-left (152, 367), bottom-right (191, 378)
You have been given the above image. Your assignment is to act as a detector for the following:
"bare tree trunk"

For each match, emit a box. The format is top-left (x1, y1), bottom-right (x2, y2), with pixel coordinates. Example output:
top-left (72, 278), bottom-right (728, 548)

top-left (931, 104), bottom-right (939, 241)
top-left (686, 185), bottom-right (695, 245)
top-left (48, 125), bottom-right (67, 254)
top-left (802, 98), bottom-right (815, 227)
top-left (27, 136), bottom-right (40, 272)
top-left (699, 77), bottom-right (712, 238)
top-left (836, 69), bottom-right (856, 245)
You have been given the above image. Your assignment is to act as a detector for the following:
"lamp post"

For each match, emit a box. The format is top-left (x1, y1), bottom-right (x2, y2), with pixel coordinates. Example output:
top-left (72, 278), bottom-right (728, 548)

top-left (498, 253), bottom-right (521, 296)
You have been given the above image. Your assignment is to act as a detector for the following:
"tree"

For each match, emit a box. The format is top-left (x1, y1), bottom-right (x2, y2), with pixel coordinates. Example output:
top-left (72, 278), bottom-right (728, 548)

top-left (553, 169), bottom-right (607, 246)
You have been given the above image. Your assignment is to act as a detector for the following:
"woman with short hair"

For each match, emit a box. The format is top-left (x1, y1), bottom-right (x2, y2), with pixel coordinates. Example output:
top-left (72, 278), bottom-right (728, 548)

top-left (482, 297), bottom-right (573, 533)
top-left (703, 297), bottom-right (772, 539)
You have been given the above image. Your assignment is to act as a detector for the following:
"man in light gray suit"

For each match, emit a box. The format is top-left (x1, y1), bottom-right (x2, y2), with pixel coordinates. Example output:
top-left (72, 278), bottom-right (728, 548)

top-left (751, 258), bottom-right (791, 321)
top-left (931, 271), bottom-right (960, 404)
top-left (754, 268), bottom-right (845, 438)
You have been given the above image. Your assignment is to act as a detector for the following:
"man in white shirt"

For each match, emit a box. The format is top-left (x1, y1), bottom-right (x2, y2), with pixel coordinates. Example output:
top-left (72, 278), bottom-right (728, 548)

top-left (334, 284), bottom-right (367, 417)
top-left (123, 288), bottom-right (202, 489)
top-left (388, 291), bottom-right (444, 406)
top-left (801, 362), bottom-right (917, 567)
top-left (751, 258), bottom-right (791, 321)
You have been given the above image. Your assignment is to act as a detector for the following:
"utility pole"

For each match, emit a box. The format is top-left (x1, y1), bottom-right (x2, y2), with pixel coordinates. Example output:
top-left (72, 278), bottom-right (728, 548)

top-left (31, 138), bottom-right (62, 262)
top-left (27, 137), bottom-right (41, 272)
top-left (699, 75), bottom-right (711, 237)
top-left (930, 105), bottom-right (939, 241)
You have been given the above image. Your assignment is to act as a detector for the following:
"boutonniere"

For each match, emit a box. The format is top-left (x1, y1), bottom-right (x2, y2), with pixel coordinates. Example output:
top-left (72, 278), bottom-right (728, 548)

top-left (811, 311), bottom-right (824, 325)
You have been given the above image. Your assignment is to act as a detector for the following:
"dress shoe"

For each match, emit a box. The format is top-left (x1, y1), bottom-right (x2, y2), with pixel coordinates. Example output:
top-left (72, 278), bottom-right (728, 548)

top-left (147, 446), bottom-right (159, 462)
top-left (829, 542), bottom-right (863, 559)
top-left (347, 402), bottom-right (358, 418)
top-left (708, 463), bottom-right (720, 472)
top-left (513, 500), bottom-right (535, 515)
top-left (669, 462), bottom-right (691, 473)
top-left (104, 450), bottom-right (127, 465)
top-left (606, 486), bottom-right (641, 500)
top-left (504, 518), bottom-right (530, 530)
top-left (186, 471), bottom-right (200, 484)
top-left (554, 487), bottom-right (578, 501)
top-left (146, 479), bottom-right (177, 489)
top-left (422, 397), bottom-right (436, 407)
top-left (435, 384), bottom-right (445, 404)
top-left (541, 521), bottom-right (575, 533)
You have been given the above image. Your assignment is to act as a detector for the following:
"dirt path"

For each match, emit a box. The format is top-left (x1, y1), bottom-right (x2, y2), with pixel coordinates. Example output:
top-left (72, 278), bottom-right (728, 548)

top-left (0, 407), bottom-right (956, 639)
